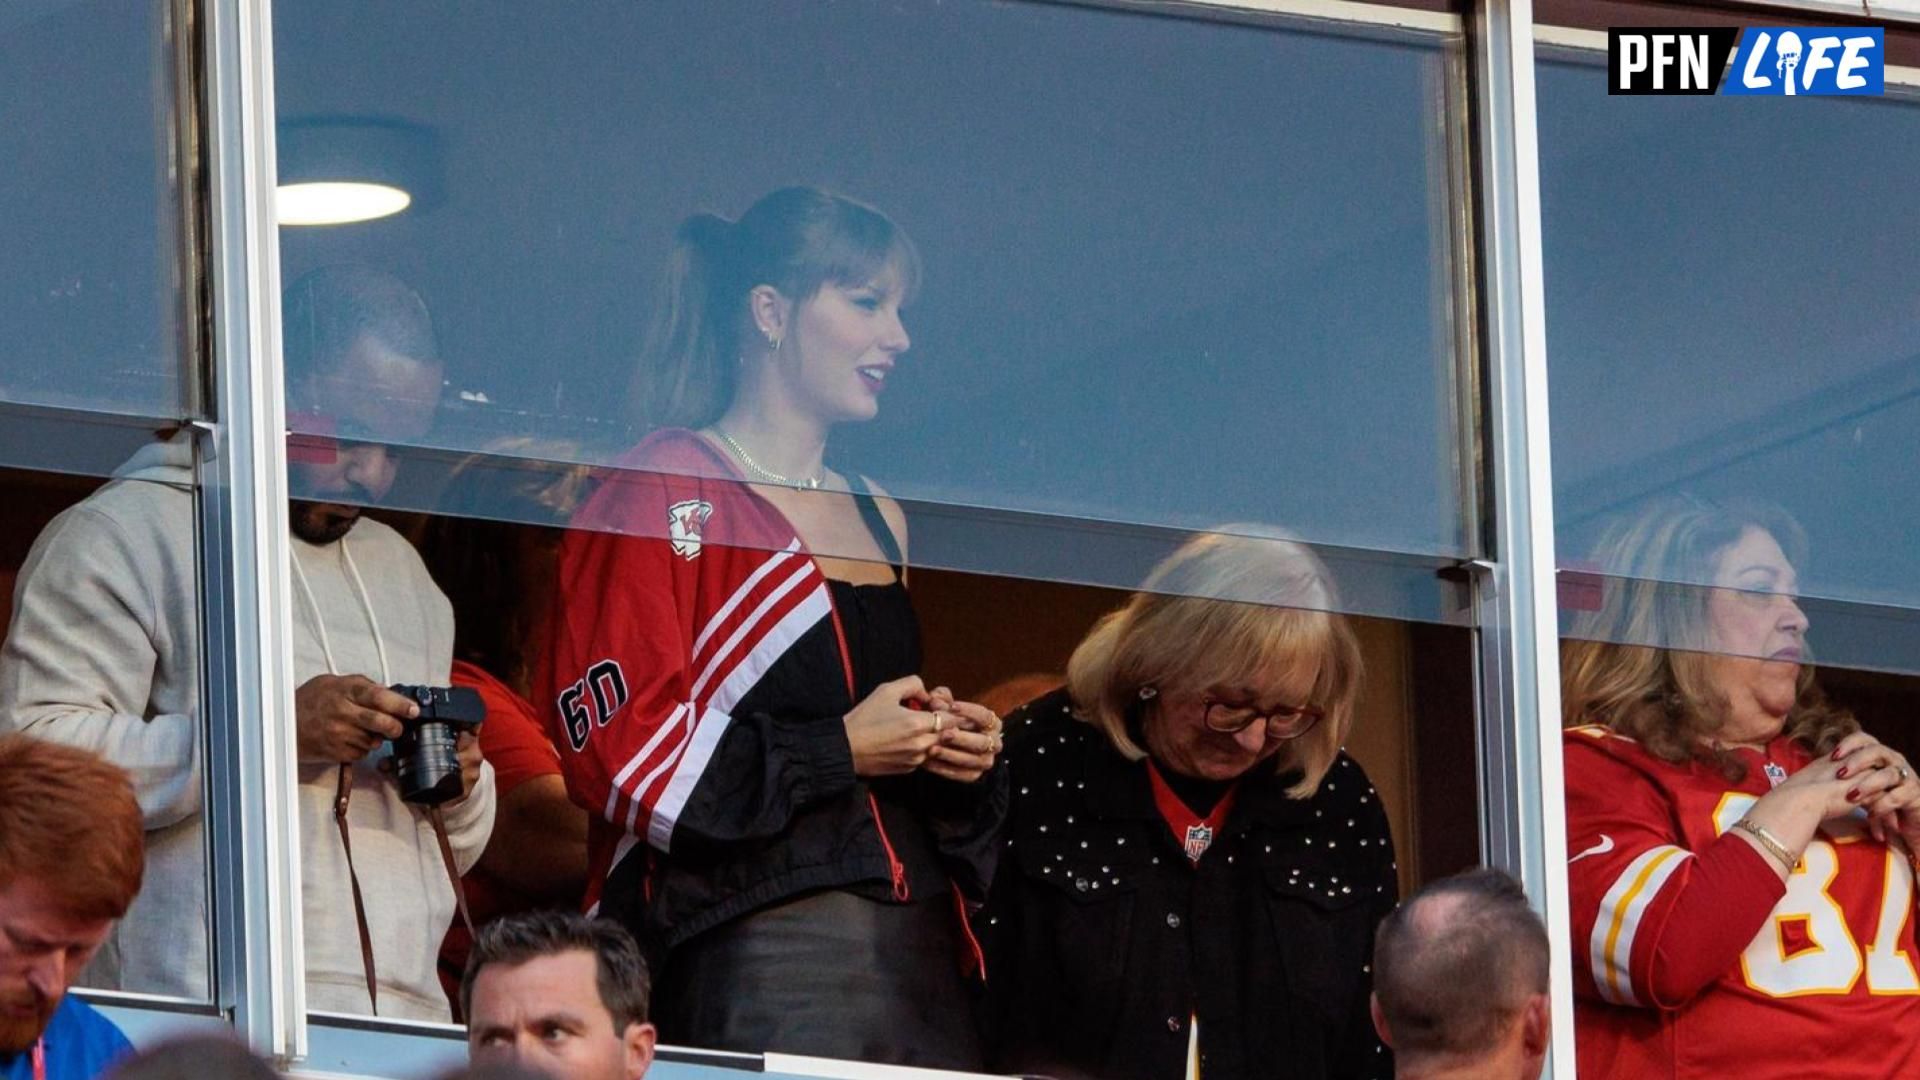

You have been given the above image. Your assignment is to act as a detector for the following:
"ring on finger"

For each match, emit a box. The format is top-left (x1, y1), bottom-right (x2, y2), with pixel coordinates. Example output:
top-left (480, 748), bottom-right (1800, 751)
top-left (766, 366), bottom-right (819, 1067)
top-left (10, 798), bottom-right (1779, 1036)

top-left (931, 711), bottom-right (944, 735)
top-left (1900, 765), bottom-right (1911, 782)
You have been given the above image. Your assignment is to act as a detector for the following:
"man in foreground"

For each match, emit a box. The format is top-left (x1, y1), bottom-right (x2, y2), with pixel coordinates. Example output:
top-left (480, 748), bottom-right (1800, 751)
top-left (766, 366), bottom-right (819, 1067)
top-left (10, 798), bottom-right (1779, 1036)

top-left (463, 912), bottom-right (655, 1080)
top-left (1371, 868), bottom-right (1551, 1080)
top-left (0, 735), bottom-right (144, 1079)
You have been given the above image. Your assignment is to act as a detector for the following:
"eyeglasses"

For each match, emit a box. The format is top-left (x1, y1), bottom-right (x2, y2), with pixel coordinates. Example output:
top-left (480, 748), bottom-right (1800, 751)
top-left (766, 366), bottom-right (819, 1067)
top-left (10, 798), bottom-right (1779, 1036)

top-left (1200, 696), bottom-right (1324, 741)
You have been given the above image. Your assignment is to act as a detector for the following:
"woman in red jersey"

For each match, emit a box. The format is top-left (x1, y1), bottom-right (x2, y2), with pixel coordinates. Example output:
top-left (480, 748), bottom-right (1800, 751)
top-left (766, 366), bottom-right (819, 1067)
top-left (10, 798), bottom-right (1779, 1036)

top-left (1561, 495), bottom-right (1920, 1079)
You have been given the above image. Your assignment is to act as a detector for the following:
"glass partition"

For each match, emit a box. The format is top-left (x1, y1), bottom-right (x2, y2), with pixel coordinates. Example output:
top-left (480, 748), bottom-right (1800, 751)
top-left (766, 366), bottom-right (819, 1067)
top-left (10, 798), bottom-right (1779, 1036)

top-left (271, 0), bottom-right (1475, 584)
top-left (1541, 27), bottom-right (1920, 1080)
top-left (266, 2), bottom-right (1482, 1071)
top-left (0, 0), bottom-right (213, 1008)
top-left (1539, 33), bottom-right (1920, 671)
top-left (0, 0), bottom-right (195, 427)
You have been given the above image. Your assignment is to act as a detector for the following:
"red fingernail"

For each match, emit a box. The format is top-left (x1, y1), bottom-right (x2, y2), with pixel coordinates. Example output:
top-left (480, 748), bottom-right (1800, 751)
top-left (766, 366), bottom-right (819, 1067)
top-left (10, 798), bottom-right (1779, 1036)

top-left (1838, 766), bottom-right (1850, 779)
top-left (1849, 788), bottom-right (1862, 801)
top-left (1835, 749), bottom-right (1847, 760)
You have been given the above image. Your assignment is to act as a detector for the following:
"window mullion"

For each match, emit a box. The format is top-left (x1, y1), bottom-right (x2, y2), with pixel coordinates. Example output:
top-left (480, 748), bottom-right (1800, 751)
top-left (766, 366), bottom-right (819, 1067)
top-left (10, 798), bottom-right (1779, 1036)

top-left (199, 0), bottom-right (306, 1062)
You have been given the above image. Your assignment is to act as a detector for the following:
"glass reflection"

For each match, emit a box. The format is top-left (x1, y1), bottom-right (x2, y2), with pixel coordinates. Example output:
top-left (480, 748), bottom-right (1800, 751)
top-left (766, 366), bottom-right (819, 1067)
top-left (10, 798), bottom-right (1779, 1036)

top-left (1542, 48), bottom-right (1920, 627)
top-left (281, 267), bottom-right (497, 1021)
top-left (0, 0), bottom-right (188, 420)
top-left (273, 0), bottom-right (1469, 562)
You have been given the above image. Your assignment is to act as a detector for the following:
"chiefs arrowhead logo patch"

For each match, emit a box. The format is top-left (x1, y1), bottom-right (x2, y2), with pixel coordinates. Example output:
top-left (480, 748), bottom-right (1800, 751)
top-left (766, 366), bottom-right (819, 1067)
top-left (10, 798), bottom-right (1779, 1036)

top-left (668, 499), bottom-right (714, 560)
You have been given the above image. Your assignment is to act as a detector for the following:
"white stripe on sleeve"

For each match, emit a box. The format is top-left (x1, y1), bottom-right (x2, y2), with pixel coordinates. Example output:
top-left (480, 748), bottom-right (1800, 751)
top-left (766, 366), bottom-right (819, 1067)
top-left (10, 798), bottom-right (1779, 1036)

top-left (690, 541), bottom-right (802, 662)
top-left (689, 559), bottom-right (820, 703)
top-left (648, 588), bottom-right (837, 851)
top-left (605, 701), bottom-right (691, 821)
top-left (1589, 844), bottom-right (1691, 1006)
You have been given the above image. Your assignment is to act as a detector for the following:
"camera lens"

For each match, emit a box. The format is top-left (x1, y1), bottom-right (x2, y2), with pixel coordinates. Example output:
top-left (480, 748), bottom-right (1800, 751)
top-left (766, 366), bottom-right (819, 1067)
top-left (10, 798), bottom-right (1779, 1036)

top-left (396, 720), bottom-right (463, 806)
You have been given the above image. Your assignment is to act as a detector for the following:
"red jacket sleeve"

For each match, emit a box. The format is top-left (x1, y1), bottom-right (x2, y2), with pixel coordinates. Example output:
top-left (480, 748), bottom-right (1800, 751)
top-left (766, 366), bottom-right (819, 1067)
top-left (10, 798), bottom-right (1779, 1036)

top-left (453, 662), bottom-right (561, 797)
top-left (1564, 730), bottom-right (1786, 1010)
top-left (540, 464), bottom-right (858, 862)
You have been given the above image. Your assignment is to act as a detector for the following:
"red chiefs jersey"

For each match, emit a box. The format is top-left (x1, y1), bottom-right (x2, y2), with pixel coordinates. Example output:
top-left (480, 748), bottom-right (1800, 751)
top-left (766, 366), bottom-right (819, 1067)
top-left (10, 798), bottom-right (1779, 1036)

top-left (1565, 725), bottom-right (1920, 1079)
top-left (535, 430), bottom-right (836, 914)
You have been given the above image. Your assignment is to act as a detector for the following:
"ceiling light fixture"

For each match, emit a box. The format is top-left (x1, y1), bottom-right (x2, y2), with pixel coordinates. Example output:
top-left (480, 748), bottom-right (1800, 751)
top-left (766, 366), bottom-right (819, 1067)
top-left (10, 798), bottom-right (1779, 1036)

top-left (275, 116), bottom-right (441, 228)
top-left (277, 181), bottom-right (411, 226)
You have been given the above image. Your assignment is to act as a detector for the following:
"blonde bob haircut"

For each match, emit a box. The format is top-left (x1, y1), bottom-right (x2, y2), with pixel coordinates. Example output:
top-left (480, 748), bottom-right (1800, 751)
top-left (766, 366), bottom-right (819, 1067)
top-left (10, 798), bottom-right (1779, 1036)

top-left (1064, 529), bottom-right (1363, 799)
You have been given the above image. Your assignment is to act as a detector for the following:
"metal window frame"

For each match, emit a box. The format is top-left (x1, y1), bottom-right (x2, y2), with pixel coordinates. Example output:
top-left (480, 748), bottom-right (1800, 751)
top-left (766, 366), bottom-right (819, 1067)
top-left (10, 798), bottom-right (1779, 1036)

top-left (200, 0), bottom-right (305, 1061)
top-left (1466, 1), bottom-right (1576, 1078)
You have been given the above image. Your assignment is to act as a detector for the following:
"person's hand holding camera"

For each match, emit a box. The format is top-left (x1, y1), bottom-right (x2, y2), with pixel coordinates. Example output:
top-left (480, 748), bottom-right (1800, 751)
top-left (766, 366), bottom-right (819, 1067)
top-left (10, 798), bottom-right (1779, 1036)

top-left (450, 731), bottom-right (483, 804)
top-left (295, 673), bottom-right (418, 763)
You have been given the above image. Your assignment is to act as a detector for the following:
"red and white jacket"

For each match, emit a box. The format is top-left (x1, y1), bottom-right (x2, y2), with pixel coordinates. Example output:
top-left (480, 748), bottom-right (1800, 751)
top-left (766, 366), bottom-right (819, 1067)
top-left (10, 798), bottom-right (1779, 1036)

top-left (538, 430), bottom-right (1002, 951)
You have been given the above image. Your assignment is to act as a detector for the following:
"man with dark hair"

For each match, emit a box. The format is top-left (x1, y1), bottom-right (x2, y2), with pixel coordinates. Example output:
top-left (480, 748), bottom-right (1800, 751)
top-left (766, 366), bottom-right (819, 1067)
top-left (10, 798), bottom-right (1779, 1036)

top-left (1371, 868), bottom-right (1551, 1080)
top-left (0, 265), bottom-right (494, 1019)
top-left (462, 912), bottom-right (655, 1080)
top-left (0, 735), bottom-right (144, 1079)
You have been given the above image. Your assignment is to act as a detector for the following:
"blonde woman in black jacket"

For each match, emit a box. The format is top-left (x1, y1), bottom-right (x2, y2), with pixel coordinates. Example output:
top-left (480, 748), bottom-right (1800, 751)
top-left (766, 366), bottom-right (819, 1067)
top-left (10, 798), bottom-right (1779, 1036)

top-left (977, 530), bottom-right (1397, 1080)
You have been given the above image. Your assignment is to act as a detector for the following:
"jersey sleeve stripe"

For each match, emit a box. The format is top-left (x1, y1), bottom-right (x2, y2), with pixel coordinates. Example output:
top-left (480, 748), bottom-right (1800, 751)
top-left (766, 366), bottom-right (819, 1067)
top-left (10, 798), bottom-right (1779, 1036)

top-left (706, 586), bottom-right (832, 717)
top-left (648, 703), bottom-right (734, 852)
top-left (689, 557), bottom-right (821, 702)
top-left (604, 701), bottom-right (692, 821)
top-left (629, 722), bottom-right (697, 831)
top-left (689, 540), bottom-right (802, 661)
top-left (646, 588), bottom-right (840, 853)
top-left (1591, 844), bottom-right (1691, 1006)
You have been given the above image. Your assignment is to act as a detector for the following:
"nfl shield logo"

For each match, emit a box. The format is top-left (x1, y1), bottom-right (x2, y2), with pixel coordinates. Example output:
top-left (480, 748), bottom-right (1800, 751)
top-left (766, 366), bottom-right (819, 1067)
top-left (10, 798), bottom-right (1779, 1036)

top-left (668, 499), bottom-right (714, 560)
top-left (1183, 823), bottom-right (1214, 862)
top-left (1764, 762), bottom-right (1788, 787)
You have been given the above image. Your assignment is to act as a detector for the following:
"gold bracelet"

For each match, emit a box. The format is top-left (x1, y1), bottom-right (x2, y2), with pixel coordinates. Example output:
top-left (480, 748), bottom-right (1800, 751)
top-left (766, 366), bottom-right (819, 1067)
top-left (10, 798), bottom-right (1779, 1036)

top-left (1734, 818), bottom-right (1799, 872)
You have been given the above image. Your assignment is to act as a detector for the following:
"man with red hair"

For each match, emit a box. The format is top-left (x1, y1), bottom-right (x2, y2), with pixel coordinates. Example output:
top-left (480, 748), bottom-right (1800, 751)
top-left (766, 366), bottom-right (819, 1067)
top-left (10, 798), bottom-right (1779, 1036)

top-left (0, 735), bottom-right (143, 1079)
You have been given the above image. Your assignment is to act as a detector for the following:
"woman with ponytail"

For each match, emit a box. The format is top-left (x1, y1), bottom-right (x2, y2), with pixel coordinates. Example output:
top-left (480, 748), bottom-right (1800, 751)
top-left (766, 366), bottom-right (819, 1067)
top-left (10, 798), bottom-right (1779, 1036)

top-left (540, 188), bottom-right (1005, 1067)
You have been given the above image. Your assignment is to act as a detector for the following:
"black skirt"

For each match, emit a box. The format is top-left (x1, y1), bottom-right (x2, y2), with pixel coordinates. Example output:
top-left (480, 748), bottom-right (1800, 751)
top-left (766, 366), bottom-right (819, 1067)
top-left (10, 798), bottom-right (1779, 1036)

top-left (654, 886), bottom-right (985, 1070)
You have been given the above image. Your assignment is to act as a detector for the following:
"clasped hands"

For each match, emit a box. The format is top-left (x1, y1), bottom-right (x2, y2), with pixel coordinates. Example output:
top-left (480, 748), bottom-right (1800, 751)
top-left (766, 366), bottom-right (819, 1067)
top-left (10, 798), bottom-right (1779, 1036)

top-left (845, 674), bottom-right (1002, 783)
top-left (1752, 731), bottom-right (1920, 858)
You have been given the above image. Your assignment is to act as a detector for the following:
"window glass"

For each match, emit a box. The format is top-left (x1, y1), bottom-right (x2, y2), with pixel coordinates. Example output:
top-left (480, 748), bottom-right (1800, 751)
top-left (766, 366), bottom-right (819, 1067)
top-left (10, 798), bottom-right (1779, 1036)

top-left (268, 0), bottom-right (1480, 1064)
top-left (1543, 35), bottom-right (1920, 1076)
top-left (0, 0), bottom-right (193, 429)
top-left (403, 494), bottom-right (1480, 1067)
top-left (0, 1), bottom-right (212, 1005)
top-left (272, 0), bottom-right (1473, 584)
top-left (1539, 37), bottom-right (1920, 671)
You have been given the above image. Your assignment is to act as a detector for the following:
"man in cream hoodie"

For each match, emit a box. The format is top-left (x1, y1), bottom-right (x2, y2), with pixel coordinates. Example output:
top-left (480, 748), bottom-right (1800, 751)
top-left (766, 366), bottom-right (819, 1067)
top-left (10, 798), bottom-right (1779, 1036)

top-left (0, 266), bottom-right (495, 1021)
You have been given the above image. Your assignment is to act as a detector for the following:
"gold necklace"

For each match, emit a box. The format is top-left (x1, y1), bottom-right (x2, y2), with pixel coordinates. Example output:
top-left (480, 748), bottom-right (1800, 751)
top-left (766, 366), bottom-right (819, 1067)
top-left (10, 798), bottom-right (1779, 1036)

top-left (713, 427), bottom-right (823, 490)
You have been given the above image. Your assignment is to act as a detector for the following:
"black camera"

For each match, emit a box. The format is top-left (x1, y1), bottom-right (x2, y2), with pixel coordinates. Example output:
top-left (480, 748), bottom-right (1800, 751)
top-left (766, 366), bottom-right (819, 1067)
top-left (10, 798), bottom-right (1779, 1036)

top-left (388, 684), bottom-right (486, 806)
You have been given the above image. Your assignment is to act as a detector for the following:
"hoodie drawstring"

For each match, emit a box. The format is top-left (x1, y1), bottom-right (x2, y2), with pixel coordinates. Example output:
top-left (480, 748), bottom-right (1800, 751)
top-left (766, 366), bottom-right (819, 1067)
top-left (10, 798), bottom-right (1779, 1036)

top-left (291, 534), bottom-right (396, 1016)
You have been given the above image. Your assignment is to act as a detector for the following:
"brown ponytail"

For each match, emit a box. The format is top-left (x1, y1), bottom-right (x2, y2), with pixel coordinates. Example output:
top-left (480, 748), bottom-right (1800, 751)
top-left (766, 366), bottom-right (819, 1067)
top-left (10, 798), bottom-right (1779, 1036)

top-left (625, 187), bottom-right (921, 433)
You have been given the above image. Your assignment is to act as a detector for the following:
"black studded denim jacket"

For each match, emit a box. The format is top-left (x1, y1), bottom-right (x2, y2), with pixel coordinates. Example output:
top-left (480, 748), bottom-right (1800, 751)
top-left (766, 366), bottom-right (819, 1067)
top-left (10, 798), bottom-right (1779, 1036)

top-left (975, 688), bottom-right (1398, 1080)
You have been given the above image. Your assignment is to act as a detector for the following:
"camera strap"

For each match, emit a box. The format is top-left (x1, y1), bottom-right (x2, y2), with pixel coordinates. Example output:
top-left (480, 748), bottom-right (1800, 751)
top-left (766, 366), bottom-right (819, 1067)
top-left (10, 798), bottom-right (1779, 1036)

top-left (333, 763), bottom-right (381, 1015)
top-left (428, 804), bottom-right (477, 941)
top-left (333, 764), bottom-right (478, 1018)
